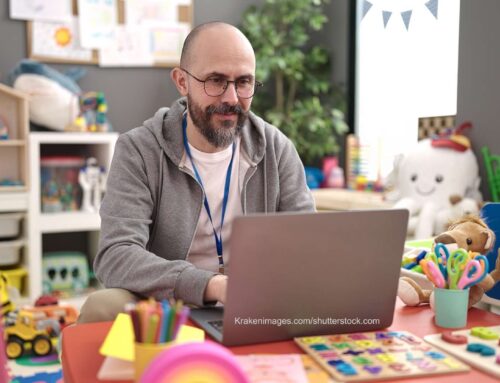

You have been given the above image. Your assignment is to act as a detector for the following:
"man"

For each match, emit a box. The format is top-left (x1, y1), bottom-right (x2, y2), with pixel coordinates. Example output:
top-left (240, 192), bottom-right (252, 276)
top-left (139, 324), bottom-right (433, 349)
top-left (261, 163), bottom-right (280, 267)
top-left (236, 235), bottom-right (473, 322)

top-left (78, 22), bottom-right (314, 323)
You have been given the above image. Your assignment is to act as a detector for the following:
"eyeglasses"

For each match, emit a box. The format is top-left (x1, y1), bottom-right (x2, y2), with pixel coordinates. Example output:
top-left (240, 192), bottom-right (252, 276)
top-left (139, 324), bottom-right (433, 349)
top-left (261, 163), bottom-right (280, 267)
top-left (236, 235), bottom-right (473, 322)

top-left (181, 68), bottom-right (263, 99)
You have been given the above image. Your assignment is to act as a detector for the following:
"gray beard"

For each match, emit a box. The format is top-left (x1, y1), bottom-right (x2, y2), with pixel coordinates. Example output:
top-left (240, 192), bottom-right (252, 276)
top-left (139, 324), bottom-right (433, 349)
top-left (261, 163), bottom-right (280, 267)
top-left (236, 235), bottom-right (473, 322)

top-left (187, 95), bottom-right (248, 148)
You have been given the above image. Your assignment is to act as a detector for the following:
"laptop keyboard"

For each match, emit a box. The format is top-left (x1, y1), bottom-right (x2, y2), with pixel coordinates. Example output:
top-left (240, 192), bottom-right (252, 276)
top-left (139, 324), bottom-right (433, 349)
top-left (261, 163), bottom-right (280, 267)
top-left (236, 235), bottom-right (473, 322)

top-left (208, 319), bottom-right (224, 333)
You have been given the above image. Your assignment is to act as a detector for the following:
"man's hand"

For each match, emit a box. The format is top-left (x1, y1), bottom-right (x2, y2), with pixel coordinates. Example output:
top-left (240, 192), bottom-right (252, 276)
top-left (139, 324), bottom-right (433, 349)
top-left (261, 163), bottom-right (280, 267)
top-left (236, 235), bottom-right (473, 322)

top-left (204, 275), bottom-right (228, 304)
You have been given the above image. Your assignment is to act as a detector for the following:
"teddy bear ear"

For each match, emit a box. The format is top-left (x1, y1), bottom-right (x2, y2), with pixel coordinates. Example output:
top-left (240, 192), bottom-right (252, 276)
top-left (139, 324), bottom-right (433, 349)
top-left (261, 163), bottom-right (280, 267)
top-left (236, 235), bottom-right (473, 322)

top-left (484, 230), bottom-right (494, 251)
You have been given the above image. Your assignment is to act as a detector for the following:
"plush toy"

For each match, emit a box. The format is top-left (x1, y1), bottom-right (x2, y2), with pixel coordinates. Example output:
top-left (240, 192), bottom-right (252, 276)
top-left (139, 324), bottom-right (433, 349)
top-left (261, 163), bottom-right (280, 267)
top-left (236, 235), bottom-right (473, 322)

top-left (434, 194), bottom-right (481, 235)
top-left (7, 60), bottom-right (85, 131)
top-left (385, 123), bottom-right (482, 239)
top-left (398, 215), bottom-right (499, 308)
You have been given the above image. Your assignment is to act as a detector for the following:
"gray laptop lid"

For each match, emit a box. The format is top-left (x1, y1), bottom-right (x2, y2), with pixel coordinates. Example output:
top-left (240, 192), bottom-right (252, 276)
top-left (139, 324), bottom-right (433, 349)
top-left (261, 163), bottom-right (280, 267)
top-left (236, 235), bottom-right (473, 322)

top-left (220, 209), bottom-right (409, 346)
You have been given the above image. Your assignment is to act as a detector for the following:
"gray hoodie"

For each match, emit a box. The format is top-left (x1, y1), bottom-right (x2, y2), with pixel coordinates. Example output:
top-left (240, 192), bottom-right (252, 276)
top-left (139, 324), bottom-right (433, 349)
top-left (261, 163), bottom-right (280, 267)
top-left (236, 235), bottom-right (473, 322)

top-left (94, 98), bottom-right (315, 306)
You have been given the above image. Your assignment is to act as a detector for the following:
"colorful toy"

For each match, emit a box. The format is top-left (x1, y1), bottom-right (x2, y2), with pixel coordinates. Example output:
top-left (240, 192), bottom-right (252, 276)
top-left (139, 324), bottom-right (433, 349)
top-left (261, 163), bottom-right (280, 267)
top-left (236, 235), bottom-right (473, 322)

top-left (0, 273), bottom-right (15, 317)
top-left (398, 215), bottom-right (500, 308)
top-left (140, 342), bottom-right (250, 383)
top-left (482, 146), bottom-right (500, 202)
top-left (3, 304), bottom-right (77, 359)
top-left (41, 156), bottom-right (85, 213)
top-left (78, 157), bottom-right (106, 213)
top-left (425, 325), bottom-right (500, 378)
top-left (8, 60), bottom-right (84, 131)
top-left (295, 331), bottom-right (469, 382)
top-left (4, 310), bottom-right (56, 359)
top-left (385, 123), bottom-right (482, 239)
top-left (322, 156), bottom-right (345, 188)
top-left (42, 252), bottom-right (90, 294)
top-left (68, 91), bottom-right (112, 132)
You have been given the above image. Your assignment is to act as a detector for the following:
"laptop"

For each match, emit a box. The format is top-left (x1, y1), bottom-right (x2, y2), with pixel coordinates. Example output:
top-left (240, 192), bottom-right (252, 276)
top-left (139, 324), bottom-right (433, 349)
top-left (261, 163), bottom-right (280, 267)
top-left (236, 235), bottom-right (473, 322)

top-left (190, 209), bottom-right (409, 346)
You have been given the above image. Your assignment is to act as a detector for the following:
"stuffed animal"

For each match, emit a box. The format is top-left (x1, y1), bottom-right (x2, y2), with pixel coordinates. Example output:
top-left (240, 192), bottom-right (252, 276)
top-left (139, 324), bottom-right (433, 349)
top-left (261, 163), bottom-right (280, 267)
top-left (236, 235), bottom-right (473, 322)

top-left (398, 215), bottom-right (499, 308)
top-left (7, 60), bottom-right (85, 131)
top-left (434, 195), bottom-right (481, 235)
top-left (385, 123), bottom-right (482, 239)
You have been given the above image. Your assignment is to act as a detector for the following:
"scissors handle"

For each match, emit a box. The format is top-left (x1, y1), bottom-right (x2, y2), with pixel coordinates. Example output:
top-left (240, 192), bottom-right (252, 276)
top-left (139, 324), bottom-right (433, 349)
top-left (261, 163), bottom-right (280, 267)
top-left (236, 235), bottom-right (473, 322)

top-left (457, 260), bottom-right (481, 289)
top-left (421, 260), bottom-right (446, 289)
top-left (460, 255), bottom-right (490, 290)
top-left (447, 249), bottom-right (469, 289)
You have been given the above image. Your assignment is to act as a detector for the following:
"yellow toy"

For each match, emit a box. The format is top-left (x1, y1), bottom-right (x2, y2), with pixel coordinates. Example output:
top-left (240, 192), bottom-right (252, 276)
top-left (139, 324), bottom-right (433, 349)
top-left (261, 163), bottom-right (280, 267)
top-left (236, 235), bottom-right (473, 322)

top-left (0, 274), bottom-right (14, 317)
top-left (4, 309), bottom-right (55, 359)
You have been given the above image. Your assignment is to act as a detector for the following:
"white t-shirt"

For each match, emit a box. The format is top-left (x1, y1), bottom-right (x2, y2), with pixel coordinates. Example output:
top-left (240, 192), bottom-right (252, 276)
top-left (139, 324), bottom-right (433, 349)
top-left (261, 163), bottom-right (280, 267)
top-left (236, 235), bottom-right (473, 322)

top-left (184, 137), bottom-right (245, 273)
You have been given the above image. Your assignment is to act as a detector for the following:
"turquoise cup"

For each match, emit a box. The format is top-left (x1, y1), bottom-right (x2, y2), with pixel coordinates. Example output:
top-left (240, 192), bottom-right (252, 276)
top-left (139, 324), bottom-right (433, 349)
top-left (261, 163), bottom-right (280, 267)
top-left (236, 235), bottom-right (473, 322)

top-left (434, 288), bottom-right (469, 328)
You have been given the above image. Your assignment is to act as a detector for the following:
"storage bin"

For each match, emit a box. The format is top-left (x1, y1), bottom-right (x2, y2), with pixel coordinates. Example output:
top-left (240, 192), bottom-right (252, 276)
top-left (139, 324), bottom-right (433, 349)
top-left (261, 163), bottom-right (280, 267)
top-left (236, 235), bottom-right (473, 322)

top-left (40, 156), bottom-right (85, 213)
top-left (0, 266), bottom-right (27, 293)
top-left (0, 239), bottom-right (24, 266)
top-left (0, 213), bottom-right (23, 239)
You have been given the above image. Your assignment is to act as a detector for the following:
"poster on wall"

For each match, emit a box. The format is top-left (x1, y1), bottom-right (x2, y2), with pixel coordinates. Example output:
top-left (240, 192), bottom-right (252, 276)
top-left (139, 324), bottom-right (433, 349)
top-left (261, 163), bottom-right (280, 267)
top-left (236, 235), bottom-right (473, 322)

top-left (9, 0), bottom-right (72, 22)
top-left (149, 23), bottom-right (190, 65)
top-left (24, 0), bottom-right (193, 67)
top-left (31, 17), bottom-right (93, 63)
top-left (77, 0), bottom-right (118, 49)
top-left (98, 26), bottom-right (154, 67)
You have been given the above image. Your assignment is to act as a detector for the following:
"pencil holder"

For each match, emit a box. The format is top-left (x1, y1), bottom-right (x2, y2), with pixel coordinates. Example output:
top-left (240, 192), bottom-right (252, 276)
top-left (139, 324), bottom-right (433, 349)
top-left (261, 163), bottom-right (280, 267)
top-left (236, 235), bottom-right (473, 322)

top-left (134, 341), bottom-right (173, 382)
top-left (434, 288), bottom-right (469, 328)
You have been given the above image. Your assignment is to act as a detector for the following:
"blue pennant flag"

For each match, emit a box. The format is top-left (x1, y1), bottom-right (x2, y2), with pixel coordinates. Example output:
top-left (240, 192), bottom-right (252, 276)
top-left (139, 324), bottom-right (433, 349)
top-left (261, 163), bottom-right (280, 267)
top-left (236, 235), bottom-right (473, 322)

top-left (361, 0), bottom-right (372, 20)
top-left (425, 0), bottom-right (439, 19)
top-left (382, 11), bottom-right (392, 28)
top-left (401, 10), bottom-right (412, 30)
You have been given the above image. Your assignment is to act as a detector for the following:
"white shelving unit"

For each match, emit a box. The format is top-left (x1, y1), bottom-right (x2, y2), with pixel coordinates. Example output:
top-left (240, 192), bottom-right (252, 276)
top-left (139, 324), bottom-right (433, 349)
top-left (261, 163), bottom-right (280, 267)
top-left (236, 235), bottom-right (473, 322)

top-left (28, 132), bottom-right (118, 301)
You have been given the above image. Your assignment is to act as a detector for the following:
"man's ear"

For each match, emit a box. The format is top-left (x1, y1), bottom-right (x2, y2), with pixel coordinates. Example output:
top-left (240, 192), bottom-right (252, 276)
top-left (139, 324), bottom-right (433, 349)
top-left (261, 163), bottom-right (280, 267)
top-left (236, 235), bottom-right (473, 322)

top-left (170, 68), bottom-right (188, 96)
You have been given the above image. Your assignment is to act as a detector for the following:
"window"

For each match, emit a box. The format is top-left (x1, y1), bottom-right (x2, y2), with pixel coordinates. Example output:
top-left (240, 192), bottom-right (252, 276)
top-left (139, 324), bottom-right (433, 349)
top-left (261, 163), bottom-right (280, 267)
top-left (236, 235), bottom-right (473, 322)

top-left (355, 0), bottom-right (460, 180)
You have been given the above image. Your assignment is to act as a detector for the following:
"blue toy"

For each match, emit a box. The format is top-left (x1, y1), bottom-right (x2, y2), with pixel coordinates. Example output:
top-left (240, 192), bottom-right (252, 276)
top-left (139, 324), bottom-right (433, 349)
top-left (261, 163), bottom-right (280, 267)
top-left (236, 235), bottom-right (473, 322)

top-left (481, 203), bottom-right (500, 306)
top-left (7, 60), bottom-right (85, 131)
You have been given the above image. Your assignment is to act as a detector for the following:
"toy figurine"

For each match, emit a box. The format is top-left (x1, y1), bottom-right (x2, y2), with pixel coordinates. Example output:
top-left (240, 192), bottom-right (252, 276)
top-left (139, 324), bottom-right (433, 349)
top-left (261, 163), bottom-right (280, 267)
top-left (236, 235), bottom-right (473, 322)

top-left (79, 157), bottom-right (106, 213)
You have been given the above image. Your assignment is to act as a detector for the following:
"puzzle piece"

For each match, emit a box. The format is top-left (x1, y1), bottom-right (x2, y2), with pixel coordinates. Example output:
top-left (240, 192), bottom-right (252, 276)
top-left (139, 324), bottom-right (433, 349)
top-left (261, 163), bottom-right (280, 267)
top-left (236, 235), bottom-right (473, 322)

top-left (441, 331), bottom-right (468, 344)
top-left (466, 343), bottom-right (496, 357)
top-left (470, 327), bottom-right (500, 340)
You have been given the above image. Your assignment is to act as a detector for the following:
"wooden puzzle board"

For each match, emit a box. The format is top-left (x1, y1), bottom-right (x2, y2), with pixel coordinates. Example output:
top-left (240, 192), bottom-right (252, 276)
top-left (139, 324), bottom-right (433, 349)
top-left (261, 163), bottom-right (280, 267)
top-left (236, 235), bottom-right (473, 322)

top-left (424, 325), bottom-right (500, 379)
top-left (295, 331), bottom-right (469, 382)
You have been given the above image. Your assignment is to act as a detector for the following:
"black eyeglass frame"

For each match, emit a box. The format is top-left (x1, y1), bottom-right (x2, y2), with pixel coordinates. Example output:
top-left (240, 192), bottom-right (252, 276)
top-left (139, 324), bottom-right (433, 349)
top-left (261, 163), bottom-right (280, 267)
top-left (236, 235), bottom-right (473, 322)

top-left (181, 68), bottom-right (263, 99)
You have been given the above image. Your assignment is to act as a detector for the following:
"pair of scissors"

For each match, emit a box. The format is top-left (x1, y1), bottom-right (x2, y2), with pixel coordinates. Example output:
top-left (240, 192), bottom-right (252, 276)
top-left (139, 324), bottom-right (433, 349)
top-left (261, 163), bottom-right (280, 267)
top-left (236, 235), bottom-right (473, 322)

top-left (447, 249), bottom-right (470, 289)
top-left (458, 255), bottom-right (490, 290)
top-left (420, 259), bottom-right (446, 288)
top-left (425, 243), bottom-right (449, 280)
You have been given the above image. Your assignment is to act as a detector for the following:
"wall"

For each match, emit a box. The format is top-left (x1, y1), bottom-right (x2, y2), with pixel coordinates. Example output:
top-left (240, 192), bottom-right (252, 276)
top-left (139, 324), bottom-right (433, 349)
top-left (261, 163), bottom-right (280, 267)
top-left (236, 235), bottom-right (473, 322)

top-left (456, 0), bottom-right (500, 201)
top-left (0, 0), bottom-right (349, 134)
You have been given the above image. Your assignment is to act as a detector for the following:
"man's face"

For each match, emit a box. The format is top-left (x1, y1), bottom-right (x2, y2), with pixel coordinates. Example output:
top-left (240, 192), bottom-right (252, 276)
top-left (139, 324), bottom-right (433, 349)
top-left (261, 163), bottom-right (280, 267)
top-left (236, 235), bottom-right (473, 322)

top-left (185, 28), bottom-right (256, 149)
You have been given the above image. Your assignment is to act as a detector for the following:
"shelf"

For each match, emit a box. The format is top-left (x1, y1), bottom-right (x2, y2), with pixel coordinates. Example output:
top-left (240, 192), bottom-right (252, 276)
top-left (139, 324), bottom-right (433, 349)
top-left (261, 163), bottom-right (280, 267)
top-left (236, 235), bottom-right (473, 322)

top-left (0, 186), bottom-right (27, 193)
top-left (30, 132), bottom-right (118, 145)
top-left (39, 211), bottom-right (101, 233)
top-left (0, 140), bottom-right (25, 146)
top-left (312, 189), bottom-right (392, 211)
top-left (0, 191), bottom-right (28, 212)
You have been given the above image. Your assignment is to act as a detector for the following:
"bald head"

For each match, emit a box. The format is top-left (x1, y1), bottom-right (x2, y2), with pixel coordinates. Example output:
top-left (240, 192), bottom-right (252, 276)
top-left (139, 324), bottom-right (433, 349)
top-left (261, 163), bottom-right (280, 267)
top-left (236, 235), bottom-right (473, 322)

top-left (180, 22), bottom-right (255, 70)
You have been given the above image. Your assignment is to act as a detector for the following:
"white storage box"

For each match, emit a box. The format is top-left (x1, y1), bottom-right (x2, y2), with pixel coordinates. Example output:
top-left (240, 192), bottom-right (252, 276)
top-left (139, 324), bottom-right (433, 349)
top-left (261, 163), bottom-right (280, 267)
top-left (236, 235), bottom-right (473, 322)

top-left (0, 239), bottom-right (24, 266)
top-left (0, 213), bottom-right (23, 239)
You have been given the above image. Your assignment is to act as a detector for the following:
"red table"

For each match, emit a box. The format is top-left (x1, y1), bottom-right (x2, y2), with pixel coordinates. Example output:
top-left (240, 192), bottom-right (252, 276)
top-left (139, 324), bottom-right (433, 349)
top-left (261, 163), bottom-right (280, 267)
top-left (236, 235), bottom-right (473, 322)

top-left (61, 299), bottom-right (500, 383)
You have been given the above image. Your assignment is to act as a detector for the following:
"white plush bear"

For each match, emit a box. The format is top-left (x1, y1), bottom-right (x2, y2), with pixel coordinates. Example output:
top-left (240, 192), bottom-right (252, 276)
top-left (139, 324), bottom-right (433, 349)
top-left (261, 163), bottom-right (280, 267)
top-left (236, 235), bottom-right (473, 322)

top-left (385, 135), bottom-right (482, 239)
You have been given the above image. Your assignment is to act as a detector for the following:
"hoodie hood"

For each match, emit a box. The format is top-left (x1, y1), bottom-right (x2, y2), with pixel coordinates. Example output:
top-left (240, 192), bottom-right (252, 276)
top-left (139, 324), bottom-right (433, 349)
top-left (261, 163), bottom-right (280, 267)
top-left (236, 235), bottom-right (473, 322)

top-left (143, 97), bottom-right (267, 167)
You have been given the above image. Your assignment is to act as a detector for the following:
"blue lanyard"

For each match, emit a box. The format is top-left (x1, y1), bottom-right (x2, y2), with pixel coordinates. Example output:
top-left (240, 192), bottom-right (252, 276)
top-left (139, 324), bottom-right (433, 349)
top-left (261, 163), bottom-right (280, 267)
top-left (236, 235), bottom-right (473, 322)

top-left (182, 114), bottom-right (235, 273)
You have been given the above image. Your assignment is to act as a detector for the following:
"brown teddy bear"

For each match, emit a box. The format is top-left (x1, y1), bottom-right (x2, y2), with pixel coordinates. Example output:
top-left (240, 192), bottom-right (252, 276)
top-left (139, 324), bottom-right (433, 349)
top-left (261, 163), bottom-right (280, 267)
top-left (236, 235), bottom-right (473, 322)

top-left (398, 215), bottom-right (499, 308)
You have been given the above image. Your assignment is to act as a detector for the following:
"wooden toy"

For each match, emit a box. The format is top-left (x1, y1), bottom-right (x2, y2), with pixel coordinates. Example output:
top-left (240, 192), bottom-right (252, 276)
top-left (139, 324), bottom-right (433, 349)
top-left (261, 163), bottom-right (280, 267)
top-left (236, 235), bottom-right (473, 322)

top-left (295, 331), bottom-right (469, 381)
top-left (425, 325), bottom-right (500, 378)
